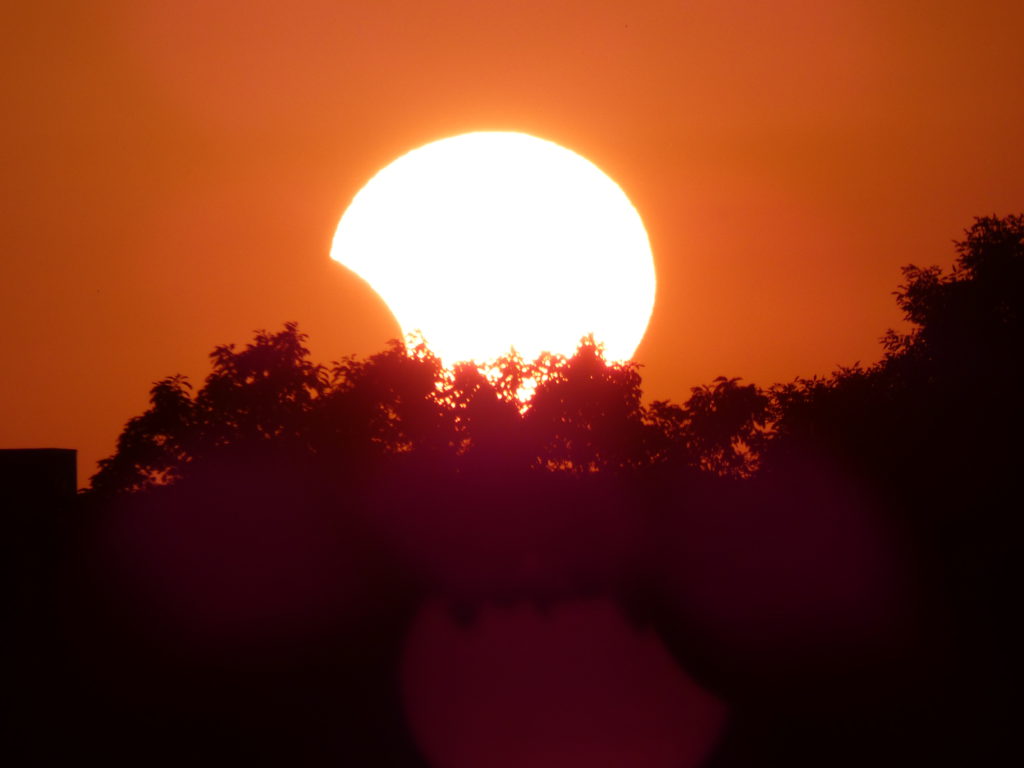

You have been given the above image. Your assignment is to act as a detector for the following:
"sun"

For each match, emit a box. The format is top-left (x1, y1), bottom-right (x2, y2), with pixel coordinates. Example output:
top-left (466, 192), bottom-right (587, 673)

top-left (330, 131), bottom-right (655, 366)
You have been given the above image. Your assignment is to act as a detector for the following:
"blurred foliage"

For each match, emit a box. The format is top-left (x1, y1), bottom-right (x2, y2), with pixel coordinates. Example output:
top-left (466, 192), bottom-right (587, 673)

top-left (762, 215), bottom-right (1024, 687)
top-left (57, 214), bottom-right (1024, 768)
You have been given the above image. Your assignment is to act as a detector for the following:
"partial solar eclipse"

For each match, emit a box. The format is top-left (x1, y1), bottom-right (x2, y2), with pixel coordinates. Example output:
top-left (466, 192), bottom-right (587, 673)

top-left (331, 132), bottom-right (655, 365)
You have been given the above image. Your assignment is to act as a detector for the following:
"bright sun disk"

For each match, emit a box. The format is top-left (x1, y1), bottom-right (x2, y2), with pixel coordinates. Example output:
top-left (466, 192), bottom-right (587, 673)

top-left (331, 131), bottom-right (656, 366)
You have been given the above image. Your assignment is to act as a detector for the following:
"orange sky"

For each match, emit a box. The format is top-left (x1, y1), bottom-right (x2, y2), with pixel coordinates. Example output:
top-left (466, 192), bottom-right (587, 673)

top-left (2, 0), bottom-right (1022, 485)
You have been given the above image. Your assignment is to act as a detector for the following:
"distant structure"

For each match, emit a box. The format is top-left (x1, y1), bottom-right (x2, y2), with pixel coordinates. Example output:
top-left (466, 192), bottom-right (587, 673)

top-left (3, 448), bottom-right (76, 628)
top-left (4, 449), bottom-right (78, 758)
top-left (1, 448), bottom-right (77, 514)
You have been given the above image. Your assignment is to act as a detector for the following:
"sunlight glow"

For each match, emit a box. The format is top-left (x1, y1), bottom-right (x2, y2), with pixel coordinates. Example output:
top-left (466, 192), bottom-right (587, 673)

top-left (331, 132), bottom-right (656, 366)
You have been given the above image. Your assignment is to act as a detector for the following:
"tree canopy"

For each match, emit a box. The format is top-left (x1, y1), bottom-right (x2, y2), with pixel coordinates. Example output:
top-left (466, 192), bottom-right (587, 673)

top-left (91, 328), bottom-right (774, 495)
top-left (42, 213), bottom-right (1024, 768)
top-left (92, 214), bottom-right (1023, 505)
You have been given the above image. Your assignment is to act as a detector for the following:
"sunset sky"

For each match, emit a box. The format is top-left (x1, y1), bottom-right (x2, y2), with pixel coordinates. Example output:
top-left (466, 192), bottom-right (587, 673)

top-left (2, 0), bottom-right (1022, 485)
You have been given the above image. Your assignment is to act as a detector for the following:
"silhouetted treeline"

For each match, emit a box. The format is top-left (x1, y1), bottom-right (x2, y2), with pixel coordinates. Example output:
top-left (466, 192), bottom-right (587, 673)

top-left (88, 330), bottom-right (771, 496)
top-left (9, 215), bottom-right (1022, 767)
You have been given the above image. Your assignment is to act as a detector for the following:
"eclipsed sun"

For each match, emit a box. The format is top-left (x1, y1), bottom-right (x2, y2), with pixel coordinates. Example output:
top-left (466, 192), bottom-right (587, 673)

top-left (331, 132), bottom-right (656, 366)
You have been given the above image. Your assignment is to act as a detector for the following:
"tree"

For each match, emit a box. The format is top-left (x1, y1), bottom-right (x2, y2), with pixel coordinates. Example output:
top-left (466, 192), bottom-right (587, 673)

top-left (764, 215), bottom-right (1024, 691)
top-left (313, 338), bottom-right (450, 462)
top-left (523, 337), bottom-right (649, 473)
top-left (644, 377), bottom-right (771, 477)
top-left (769, 214), bottom-right (1024, 470)
top-left (90, 323), bottom-right (327, 494)
top-left (93, 321), bottom-right (783, 495)
top-left (77, 214), bottom-right (1024, 768)
top-left (882, 214), bottom-right (1023, 396)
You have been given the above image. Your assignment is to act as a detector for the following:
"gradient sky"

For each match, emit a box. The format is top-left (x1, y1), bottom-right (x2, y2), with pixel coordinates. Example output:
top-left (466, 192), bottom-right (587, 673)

top-left (2, 0), bottom-right (1022, 485)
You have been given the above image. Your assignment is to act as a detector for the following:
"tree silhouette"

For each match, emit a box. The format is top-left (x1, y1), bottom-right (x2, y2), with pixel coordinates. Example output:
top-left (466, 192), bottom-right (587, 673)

top-left (90, 323), bottom-right (328, 494)
top-left (884, 213), bottom-right (1023, 366)
top-left (91, 328), bottom-right (771, 494)
top-left (768, 214), bottom-right (1023, 475)
top-left (444, 358), bottom-right (525, 464)
top-left (522, 338), bottom-right (650, 473)
top-left (65, 213), bottom-right (1024, 768)
top-left (759, 214), bottom-right (1024, 766)
top-left (643, 377), bottom-right (771, 478)
top-left (680, 376), bottom-right (770, 477)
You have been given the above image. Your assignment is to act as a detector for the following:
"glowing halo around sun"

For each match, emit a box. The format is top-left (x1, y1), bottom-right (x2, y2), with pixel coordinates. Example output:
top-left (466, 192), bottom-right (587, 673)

top-left (331, 132), bottom-right (656, 366)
